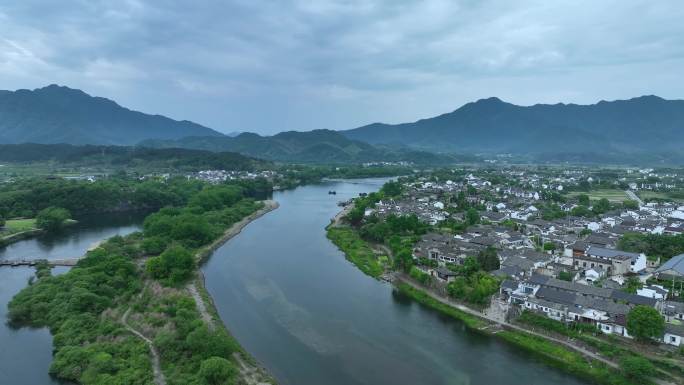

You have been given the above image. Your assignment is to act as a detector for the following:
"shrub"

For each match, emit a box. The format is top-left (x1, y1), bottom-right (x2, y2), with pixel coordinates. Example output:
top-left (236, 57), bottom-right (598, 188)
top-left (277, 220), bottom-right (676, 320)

top-left (36, 207), bottom-right (71, 232)
top-left (146, 246), bottom-right (195, 286)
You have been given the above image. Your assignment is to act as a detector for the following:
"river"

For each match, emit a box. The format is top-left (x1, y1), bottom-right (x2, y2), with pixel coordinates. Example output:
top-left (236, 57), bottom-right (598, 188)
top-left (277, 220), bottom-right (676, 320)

top-left (203, 179), bottom-right (588, 385)
top-left (0, 211), bottom-right (146, 385)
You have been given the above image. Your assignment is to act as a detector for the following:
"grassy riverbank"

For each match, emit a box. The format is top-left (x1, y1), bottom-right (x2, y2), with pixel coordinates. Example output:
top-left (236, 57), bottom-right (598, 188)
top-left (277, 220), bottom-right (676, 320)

top-left (326, 226), bottom-right (385, 278)
top-left (7, 183), bottom-right (278, 385)
top-left (0, 218), bottom-right (41, 246)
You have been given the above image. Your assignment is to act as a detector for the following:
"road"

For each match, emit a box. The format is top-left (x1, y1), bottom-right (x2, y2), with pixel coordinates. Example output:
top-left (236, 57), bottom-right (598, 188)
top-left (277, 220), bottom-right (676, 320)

top-left (625, 190), bottom-right (644, 206)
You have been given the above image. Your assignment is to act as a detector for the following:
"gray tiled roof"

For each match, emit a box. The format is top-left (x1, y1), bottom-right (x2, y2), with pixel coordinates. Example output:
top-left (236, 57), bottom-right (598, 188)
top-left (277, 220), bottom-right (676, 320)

top-left (586, 246), bottom-right (641, 261)
top-left (665, 323), bottom-right (684, 336)
top-left (655, 254), bottom-right (684, 276)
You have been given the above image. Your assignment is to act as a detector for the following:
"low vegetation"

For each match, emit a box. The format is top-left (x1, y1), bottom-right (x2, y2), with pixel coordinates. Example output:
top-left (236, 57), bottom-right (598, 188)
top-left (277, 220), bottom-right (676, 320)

top-left (327, 227), bottom-right (384, 278)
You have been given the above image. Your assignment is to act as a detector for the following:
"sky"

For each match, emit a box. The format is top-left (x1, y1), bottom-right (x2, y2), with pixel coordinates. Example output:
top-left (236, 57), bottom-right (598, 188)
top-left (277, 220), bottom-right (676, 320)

top-left (1, 1), bottom-right (683, 135)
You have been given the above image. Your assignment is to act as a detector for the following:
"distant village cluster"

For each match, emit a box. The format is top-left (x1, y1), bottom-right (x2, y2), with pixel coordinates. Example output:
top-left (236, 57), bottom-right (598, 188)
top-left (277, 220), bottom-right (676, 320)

top-left (190, 170), bottom-right (280, 184)
top-left (368, 168), bottom-right (684, 348)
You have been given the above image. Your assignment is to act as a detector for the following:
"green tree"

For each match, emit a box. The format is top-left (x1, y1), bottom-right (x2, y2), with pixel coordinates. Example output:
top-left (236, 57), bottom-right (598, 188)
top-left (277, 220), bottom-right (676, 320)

top-left (624, 276), bottom-right (642, 294)
top-left (380, 180), bottom-right (403, 197)
top-left (620, 356), bottom-right (655, 382)
top-left (622, 200), bottom-right (639, 210)
top-left (394, 248), bottom-right (414, 273)
top-left (627, 306), bottom-right (664, 342)
top-left (36, 207), bottom-right (71, 232)
top-left (476, 247), bottom-right (500, 271)
top-left (592, 198), bottom-right (611, 215)
top-left (557, 271), bottom-right (573, 281)
top-left (543, 242), bottom-right (556, 252)
top-left (462, 256), bottom-right (480, 276)
top-left (146, 245), bottom-right (195, 286)
top-left (465, 208), bottom-right (480, 226)
top-left (0, 215), bottom-right (5, 227)
top-left (198, 357), bottom-right (236, 385)
top-left (577, 194), bottom-right (590, 206)
top-left (409, 266), bottom-right (431, 285)
top-left (571, 205), bottom-right (593, 218)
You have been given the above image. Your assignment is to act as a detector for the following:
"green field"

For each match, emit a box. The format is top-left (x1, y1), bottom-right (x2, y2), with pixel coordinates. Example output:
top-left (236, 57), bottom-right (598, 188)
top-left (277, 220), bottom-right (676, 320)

top-left (3, 218), bottom-right (37, 233)
top-left (567, 189), bottom-right (628, 203)
top-left (638, 190), bottom-right (684, 203)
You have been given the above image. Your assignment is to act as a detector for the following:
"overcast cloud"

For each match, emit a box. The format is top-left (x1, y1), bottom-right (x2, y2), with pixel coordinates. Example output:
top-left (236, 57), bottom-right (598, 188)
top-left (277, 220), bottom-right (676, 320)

top-left (1, 0), bottom-right (682, 134)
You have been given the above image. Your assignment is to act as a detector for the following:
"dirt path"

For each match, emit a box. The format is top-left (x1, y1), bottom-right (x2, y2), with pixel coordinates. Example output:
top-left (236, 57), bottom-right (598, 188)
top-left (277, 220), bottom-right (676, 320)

top-left (188, 283), bottom-right (215, 331)
top-left (233, 352), bottom-right (272, 385)
top-left (121, 306), bottom-right (166, 385)
top-left (188, 199), bottom-right (279, 385)
top-left (331, 202), bottom-right (353, 227)
top-left (189, 200), bottom-right (280, 332)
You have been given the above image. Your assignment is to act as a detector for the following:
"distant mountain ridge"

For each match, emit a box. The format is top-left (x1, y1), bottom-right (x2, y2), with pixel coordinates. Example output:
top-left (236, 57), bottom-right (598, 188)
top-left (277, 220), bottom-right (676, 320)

top-left (140, 129), bottom-right (469, 164)
top-left (0, 85), bottom-right (223, 145)
top-left (0, 143), bottom-right (269, 171)
top-left (342, 95), bottom-right (684, 154)
top-left (2, 84), bottom-right (682, 165)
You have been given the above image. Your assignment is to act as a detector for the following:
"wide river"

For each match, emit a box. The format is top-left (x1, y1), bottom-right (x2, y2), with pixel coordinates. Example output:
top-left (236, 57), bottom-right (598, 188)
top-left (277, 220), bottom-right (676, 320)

top-left (203, 179), bottom-right (588, 385)
top-left (0, 212), bottom-right (146, 385)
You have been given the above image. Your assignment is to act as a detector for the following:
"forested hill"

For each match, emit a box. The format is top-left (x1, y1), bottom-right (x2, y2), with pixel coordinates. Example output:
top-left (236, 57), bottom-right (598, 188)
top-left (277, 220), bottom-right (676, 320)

top-left (140, 129), bottom-right (474, 165)
top-left (0, 143), bottom-right (270, 171)
top-left (342, 96), bottom-right (684, 155)
top-left (0, 85), bottom-right (223, 145)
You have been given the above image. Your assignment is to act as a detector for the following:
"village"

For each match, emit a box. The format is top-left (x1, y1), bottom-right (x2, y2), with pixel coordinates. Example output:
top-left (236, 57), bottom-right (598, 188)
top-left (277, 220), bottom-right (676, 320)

top-left (363, 167), bottom-right (684, 351)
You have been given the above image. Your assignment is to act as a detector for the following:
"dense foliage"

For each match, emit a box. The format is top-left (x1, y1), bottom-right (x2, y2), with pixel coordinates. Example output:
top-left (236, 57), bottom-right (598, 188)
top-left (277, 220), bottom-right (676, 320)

top-left (626, 306), bottom-right (665, 342)
top-left (0, 177), bottom-right (204, 218)
top-left (620, 356), bottom-right (656, 382)
top-left (447, 270), bottom-right (500, 305)
top-left (0, 144), bottom-right (270, 172)
top-left (8, 237), bottom-right (150, 384)
top-left (146, 246), bottom-right (196, 286)
top-left (7, 180), bottom-right (265, 384)
top-left (618, 232), bottom-right (684, 262)
top-left (36, 206), bottom-right (72, 231)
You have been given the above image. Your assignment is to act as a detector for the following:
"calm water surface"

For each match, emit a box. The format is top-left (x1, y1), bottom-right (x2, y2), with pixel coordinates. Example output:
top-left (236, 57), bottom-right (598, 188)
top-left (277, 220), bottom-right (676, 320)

top-left (203, 179), bottom-right (588, 385)
top-left (0, 212), bottom-right (145, 385)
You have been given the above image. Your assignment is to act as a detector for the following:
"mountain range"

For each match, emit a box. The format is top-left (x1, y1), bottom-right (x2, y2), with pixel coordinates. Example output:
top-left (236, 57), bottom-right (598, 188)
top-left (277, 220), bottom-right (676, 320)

top-left (140, 130), bottom-right (469, 165)
top-left (0, 85), bottom-right (222, 145)
top-left (1, 85), bottom-right (683, 164)
top-left (343, 96), bottom-right (684, 154)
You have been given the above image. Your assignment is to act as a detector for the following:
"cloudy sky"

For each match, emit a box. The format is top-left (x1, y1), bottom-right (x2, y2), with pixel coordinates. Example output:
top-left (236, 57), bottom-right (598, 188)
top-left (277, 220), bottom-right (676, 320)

top-left (1, 1), bottom-right (683, 135)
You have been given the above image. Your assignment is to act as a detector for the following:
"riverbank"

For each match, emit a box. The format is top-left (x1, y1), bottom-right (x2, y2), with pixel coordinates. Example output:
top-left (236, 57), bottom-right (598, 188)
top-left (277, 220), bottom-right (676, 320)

top-left (0, 218), bottom-right (80, 248)
top-left (0, 228), bottom-right (43, 247)
top-left (192, 199), bottom-right (280, 385)
top-left (197, 200), bottom-right (279, 265)
top-left (325, 201), bottom-right (650, 385)
top-left (394, 278), bottom-right (647, 385)
top-left (6, 188), bottom-right (277, 385)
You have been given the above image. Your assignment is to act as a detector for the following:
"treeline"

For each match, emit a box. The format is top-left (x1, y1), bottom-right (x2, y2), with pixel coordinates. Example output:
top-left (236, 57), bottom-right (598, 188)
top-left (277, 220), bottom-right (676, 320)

top-left (0, 143), bottom-right (270, 171)
top-left (618, 232), bottom-right (684, 262)
top-left (0, 176), bottom-right (272, 219)
top-left (8, 181), bottom-right (266, 384)
top-left (0, 177), bottom-right (203, 218)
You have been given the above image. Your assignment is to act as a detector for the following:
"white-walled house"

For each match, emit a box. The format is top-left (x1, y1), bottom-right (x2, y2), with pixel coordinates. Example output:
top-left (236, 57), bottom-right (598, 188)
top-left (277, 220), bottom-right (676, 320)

top-left (636, 285), bottom-right (669, 300)
top-left (664, 324), bottom-right (684, 347)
